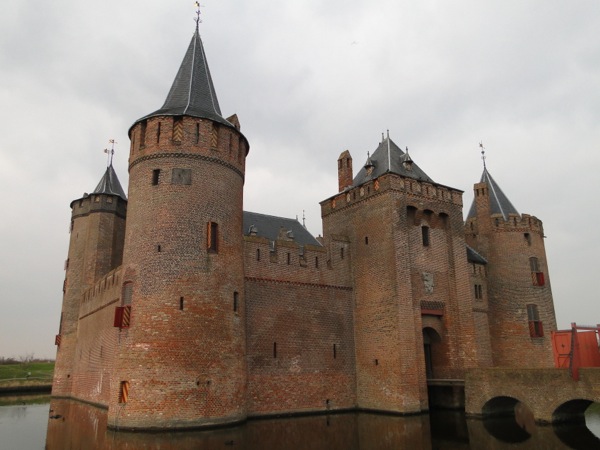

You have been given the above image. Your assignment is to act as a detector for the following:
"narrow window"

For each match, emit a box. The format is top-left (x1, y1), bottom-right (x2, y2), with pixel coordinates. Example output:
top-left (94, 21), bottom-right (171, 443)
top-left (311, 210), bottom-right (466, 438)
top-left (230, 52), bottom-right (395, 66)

top-left (233, 292), bottom-right (239, 312)
top-left (529, 257), bottom-right (539, 272)
top-left (152, 169), bottom-right (160, 185)
top-left (157, 244), bottom-right (161, 252)
top-left (374, 359), bottom-right (379, 366)
top-left (256, 249), bottom-right (260, 261)
top-left (195, 123), bottom-right (200, 144)
top-left (156, 122), bottom-right (161, 143)
top-left (422, 226), bottom-right (430, 246)
top-left (527, 304), bottom-right (544, 337)
top-left (273, 342), bottom-right (277, 358)
top-left (315, 257), bottom-right (319, 268)
top-left (333, 344), bottom-right (337, 359)
top-left (287, 253), bottom-right (291, 265)
top-left (340, 247), bottom-right (344, 259)
top-left (524, 233), bottom-right (531, 246)
top-left (119, 381), bottom-right (130, 403)
top-left (179, 297), bottom-right (184, 310)
top-left (365, 236), bottom-right (369, 245)
top-left (207, 222), bottom-right (218, 253)
top-left (140, 120), bottom-right (147, 146)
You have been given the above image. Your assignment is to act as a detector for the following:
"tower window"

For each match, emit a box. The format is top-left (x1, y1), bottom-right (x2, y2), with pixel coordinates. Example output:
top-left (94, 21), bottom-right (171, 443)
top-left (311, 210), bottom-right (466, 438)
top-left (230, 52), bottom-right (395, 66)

top-left (179, 297), bottom-right (184, 310)
top-left (256, 249), bottom-right (260, 261)
top-left (273, 342), bottom-right (277, 358)
top-left (524, 233), bottom-right (532, 246)
top-left (140, 120), bottom-right (147, 147)
top-left (340, 247), bottom-right (344, 259)
top-left (233, 292), bottom-right (239, 312)
top-left (287, 253), bottom-right (291, 265)
top-left (152, 169), bottom-right (160, 185)
top-left (422, 226), bottom-right (430, 247)
top-left (315, 257), bottom-right (319, 269)
top-left (195, 122), bottom-right (200, 145)
top-left (156, 122), bottom-right (161, 143)
top-left (365, 236), bottom-right (369, 245)
top-left (527, 304), bottom-right (544, 338)
top-left (474, 284), bottom-right (483, 299)
top-left (207, 222), bottom-right (218, 253)
top-left (333, 344), bottom-right (337, 359)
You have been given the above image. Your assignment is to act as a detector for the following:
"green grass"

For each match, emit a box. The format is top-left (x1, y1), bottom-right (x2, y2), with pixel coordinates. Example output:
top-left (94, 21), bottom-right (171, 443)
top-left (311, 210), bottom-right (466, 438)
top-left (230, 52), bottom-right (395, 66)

top-left (0, 362), bottom-right (54, 382)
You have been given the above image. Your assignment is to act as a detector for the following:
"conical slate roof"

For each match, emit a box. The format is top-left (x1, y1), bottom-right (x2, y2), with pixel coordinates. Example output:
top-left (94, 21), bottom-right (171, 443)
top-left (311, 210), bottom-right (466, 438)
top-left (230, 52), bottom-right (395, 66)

top-left (132, 28), bottom-right (232, 129)
top-left (352, 137), bottom-right (434, 187)
top-left (467, 168), bottom-right (519, 220)
top-left (93, 164), bottom-right (127, 201)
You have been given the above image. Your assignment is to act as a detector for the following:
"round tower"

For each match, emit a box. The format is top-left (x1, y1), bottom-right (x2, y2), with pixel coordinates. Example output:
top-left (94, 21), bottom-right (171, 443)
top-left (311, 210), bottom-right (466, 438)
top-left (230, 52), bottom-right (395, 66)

top-left (53, 166), bottom-right (127, 397)
top-left (465, 167), bottom-right (556, 368)
top-left (108, 27), bottom-right (249, 429)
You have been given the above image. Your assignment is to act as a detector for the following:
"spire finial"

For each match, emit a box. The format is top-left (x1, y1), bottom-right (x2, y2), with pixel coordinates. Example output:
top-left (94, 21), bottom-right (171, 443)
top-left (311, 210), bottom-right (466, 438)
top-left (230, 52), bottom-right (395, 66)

top-left (194, 2), bottom-right (203, 31)
top-left (103, 139), bottom-right (116, 167)
top-left (479, 141), bottom-right (486, 169)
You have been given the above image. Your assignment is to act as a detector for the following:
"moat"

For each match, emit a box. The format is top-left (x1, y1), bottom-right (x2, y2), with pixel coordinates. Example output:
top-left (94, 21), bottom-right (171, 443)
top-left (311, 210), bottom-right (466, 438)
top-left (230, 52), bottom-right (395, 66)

top-left (2, 397), bottom-right (600, 449)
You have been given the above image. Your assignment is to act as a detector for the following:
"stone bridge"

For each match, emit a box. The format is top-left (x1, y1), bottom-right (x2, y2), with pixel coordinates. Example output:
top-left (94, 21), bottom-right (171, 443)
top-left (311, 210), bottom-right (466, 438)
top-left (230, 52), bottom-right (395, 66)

top-left (465, 368), bottom-right (600, 423)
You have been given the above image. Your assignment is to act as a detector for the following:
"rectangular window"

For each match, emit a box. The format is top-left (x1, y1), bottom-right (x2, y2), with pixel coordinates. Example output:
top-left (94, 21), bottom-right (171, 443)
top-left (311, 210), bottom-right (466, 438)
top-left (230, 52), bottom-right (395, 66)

top-left (422, 226), bottom-right (430, 246)
top-left (233, 292), bottom-right (239, 312)
top-left (529, 257), bottom-right (539, 272)
top-left (114, 306), bottom-right (132, 328)
top-left (156, 122), bottom-right (161, 143)
top-left (527, 304), bottom-right (544, 337)
top-left (207, 222), bottom-right (218, 253)
top-left (152, 169), bottom-right (160, 185)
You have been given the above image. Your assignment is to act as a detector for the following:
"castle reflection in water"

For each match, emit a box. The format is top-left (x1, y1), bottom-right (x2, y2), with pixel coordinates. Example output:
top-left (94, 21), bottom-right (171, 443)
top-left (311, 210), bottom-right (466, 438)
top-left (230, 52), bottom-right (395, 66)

top-left (45, 399), bottom-right (600, 449)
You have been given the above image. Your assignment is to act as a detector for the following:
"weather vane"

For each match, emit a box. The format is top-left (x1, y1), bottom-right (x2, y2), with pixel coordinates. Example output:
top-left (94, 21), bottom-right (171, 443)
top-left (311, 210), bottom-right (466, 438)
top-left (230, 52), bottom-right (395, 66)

top-left (479, 141), bottom-right (486, 168)
top-left (104, 139), bottom-right (116, 167)
top-left (195, 2), bottom-right (203, 30)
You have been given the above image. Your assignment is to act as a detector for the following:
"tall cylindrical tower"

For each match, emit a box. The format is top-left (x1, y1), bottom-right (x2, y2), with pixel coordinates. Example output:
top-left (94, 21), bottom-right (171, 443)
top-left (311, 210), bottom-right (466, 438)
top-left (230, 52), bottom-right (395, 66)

top-left (53, 166), bottom-right (127, 397)
top-left (465, 168), bottom-right (556, 368)
top-left (108, 27), bottom-right (249, 429)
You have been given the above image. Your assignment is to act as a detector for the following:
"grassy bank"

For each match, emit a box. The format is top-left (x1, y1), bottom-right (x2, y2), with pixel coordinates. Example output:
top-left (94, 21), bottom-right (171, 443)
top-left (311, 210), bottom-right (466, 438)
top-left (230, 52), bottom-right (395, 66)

top-left (0, 362), bottom-right (54, 390)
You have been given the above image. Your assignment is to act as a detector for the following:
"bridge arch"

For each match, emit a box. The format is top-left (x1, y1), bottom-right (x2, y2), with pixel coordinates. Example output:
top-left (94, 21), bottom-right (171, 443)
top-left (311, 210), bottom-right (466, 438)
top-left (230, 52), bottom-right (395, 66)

top-left (553, 399), bottom-right (594, 424)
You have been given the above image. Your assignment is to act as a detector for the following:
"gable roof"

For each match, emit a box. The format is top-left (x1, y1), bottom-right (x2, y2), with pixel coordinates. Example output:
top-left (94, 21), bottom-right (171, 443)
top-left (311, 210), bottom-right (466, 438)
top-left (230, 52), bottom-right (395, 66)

top-left (131, 28), bottom-right (233, 130)
top-left (467, 168), bottom-right (519, 220)
top-left (92, 164), bottom-right (127, 201)
top-left (243, 211), bottom-right (322, 247)
top-left (352, 137), bottom-right (434, 188)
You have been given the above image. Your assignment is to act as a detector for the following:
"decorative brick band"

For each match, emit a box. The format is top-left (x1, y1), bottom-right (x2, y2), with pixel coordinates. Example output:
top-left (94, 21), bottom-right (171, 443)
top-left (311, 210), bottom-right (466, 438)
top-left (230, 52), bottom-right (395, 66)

top-left (129, 152), bottom-right (245, 180)
top-left (245, 276), bottom-right (352, 291)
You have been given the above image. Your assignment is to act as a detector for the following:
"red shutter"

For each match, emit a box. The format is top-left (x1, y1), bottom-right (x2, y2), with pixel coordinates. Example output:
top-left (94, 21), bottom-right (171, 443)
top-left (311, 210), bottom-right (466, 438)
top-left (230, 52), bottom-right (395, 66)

top-left (55, 335), bottom-right (61, 346)
top-left (114, 307), bottom-right (124, 327)
top-left (536, 272), bottom-right (545, 286)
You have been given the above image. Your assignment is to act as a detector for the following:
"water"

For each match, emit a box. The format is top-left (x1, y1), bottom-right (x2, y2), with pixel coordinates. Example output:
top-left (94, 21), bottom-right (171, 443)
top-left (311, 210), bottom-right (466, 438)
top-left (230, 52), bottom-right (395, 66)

top-left (2, 397), bottom-right (600, 449)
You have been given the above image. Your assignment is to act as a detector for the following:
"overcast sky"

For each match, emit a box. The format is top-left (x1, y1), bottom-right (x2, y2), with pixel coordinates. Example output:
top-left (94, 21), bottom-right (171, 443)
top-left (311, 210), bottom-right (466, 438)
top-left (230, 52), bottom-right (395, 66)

top-left (1, 1), bottom-right (599, 359)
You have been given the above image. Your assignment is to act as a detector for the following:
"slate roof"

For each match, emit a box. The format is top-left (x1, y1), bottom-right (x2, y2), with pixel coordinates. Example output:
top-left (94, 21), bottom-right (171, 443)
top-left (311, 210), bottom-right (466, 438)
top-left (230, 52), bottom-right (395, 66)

top-left (466, 245), bottom-right (487, 265)
top-left (466, 168), bottom-right (519, 221)
top-left (352, 137), bottom-right (435, 188)
top-left (243, 211), bottom-right (322, 247)
top-left (92, 164), bottom-right (127, 201)
top-left (131, 28), bottom-right (233, 130)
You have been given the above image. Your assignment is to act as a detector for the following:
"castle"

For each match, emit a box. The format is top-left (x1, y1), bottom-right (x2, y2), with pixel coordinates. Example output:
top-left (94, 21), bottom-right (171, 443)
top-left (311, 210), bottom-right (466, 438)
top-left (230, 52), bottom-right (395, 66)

top-left (52, 24), bottom-right (557, 430)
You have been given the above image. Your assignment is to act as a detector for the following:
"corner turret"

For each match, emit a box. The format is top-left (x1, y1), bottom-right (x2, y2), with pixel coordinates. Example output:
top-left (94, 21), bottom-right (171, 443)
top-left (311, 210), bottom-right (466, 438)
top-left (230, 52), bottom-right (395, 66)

top-left (465, 161), bottom-right (556, 368)
top-left (112, 24), bottom-right (249, 430)
top-left (52, 163), bottom-right (127, 397)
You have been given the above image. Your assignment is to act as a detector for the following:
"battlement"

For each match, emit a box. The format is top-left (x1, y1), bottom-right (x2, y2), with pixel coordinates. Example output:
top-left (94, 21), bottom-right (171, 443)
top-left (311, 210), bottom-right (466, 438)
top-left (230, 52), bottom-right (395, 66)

top-left (321, 172), bottom-right (463, 218)
top-left (70, 193), bottom-right (127, 220)
top-left (466, 212), bottom-right (544, 235)
top-left (243, 234), bottom-right (352, 287)
top-left (79, 267), bottom-right (123, 319)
